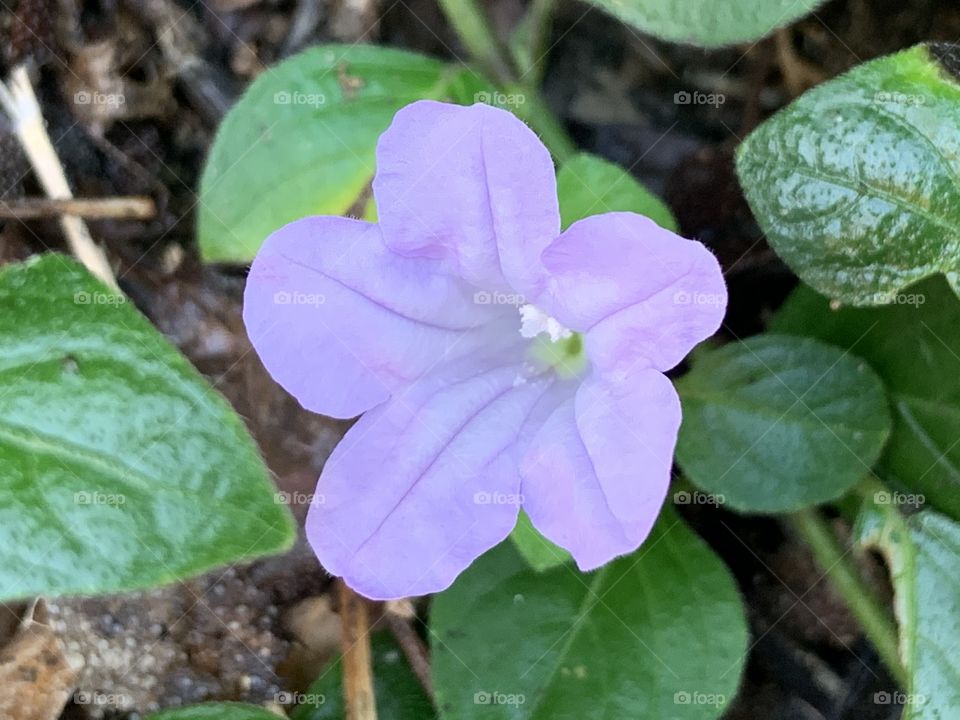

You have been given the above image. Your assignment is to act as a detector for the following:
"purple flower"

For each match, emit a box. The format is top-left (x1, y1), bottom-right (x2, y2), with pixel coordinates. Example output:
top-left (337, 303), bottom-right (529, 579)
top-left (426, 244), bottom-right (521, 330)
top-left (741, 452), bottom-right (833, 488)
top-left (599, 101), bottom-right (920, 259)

top-left (243, 100), bottom-right (726, 600)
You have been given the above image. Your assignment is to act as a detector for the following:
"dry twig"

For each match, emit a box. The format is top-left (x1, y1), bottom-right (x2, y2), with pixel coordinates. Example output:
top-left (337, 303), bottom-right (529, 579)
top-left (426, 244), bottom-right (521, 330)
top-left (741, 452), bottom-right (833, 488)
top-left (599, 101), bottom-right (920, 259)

top-left (0, 196), bottom-right (156, 220)
top-left (0, 65), bottom-right (119, 289)
top-left (383, 600), bottom-right (434, 702)
top-left (338, 581), bottom-right (378, 720)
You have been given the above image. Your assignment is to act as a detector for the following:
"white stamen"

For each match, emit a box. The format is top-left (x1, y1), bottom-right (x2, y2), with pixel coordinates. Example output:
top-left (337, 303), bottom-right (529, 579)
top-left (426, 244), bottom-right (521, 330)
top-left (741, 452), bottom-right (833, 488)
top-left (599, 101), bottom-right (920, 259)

top-left (519, 304), bottom-right (572, 343)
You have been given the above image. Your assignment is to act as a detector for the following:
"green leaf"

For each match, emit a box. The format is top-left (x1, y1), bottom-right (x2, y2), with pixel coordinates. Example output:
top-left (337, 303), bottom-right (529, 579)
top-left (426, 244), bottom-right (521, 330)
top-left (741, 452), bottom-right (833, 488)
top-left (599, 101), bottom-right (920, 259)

top-left (508, 510), bottom-right (571, 572)
top-left (0, 255), bottom-right (295, 600)
top-left (292, 632), bottom-right (435, 720)
top-left (147, 703), bottom-right (282, 720)
top-left (773, 277), bottom-right (960, 521)
top-left (581, 0), bottom-right (826, 47)
top-left (856, 506), bottom-right (960, 717)
top-left (199, 44), bottom-right (491, 262)
top-left (737, 44), bottom-right (960, 305)
top-left (432, 509), bottom-right (747, 719)
top-left (556, 153), bottom-right (678, 231)
top-left (675, 335), bottom-right (892, 513)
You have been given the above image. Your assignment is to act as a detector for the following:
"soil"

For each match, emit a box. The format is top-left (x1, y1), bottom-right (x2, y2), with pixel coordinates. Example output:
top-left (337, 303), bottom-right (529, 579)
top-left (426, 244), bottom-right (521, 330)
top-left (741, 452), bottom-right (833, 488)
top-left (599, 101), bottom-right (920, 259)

top-left (1, 0), bottom-right (953, 717)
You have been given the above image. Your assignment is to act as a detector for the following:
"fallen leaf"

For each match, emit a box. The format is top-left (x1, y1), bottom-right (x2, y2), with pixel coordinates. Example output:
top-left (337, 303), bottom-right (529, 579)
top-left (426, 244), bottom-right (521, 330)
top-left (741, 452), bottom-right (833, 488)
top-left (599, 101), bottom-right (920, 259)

top-left (0, 600), bottom-right (78, 720)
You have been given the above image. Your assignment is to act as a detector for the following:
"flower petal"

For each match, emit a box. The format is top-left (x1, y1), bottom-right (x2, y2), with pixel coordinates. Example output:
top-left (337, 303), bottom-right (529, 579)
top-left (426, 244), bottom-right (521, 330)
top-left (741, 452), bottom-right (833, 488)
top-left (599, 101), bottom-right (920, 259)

top-left (540, 212), bottom-right (726, 373)
top-left (373, 100), bottom-right (560, 294)
top-left (306, 356), bottom-right (557, 599)
top-left (243, 216), bottom-right (505, 419)
top-left (520, 369), bottom-right (680, 570)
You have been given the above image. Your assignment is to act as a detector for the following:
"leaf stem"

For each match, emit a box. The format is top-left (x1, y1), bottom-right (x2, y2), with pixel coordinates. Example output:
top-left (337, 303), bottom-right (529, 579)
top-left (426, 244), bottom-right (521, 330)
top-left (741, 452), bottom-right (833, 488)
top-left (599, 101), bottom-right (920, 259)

top-left (438, 0), bottom-right (576, 162)
top-left (854, 474), bottom-right (895, 505)
top-left (383, 600), bottom-right (435, 703)
top-left (509, 87), bottom-right (576, 162)
top-left (786, 508), bottom-right (908, 688)
top-left (515, 0), bottom-right (559, 86)
top-left (437, 0), bottom-right (515, 85)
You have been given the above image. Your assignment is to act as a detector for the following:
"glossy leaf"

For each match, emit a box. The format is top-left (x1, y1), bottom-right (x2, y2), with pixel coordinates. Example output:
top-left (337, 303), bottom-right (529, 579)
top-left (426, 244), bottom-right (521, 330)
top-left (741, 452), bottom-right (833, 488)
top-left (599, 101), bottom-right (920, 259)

top-left (737, 44), bottom-right (960, 305)
top-left (432, 509), bottom-right (747, 720)
top-left (292, 632), bottom-right (434, 720)
top-left (675, 335), bottom-right (891, 513)
top-left (199, 44), bottom-right (490, 262)
top-left (0, 255), bottom-right (295, 600)
top-left (583, 0), bottom-right (826, 47)
top-left (773, 277), bottom-right (960, 521)
top-left (147, 704), bottom-right (282, 720)
top-left (856, 506), bottom-right (960, 718)
top-left (556, 153), bottom-right (677, 231)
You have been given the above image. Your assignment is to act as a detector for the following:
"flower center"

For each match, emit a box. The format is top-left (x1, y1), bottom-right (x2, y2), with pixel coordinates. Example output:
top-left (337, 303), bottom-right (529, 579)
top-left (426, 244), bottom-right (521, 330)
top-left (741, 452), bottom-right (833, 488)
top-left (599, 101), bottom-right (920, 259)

top-left (518, 304), bottom-right (572, 342)
top-left (518, 304), bottom-right (587, 378)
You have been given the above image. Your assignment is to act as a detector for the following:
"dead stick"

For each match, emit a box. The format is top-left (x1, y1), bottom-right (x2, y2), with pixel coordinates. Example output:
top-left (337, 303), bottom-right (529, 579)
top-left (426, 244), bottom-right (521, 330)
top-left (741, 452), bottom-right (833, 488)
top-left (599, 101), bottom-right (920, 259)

top-left (338, 581), bottom-right (378, 720)
top-left (383, 605), bottom-right (434, 702)
top-left (0, 66), bottom-right (119, 290)
top-left (0, 196), bottom-right (156, 220)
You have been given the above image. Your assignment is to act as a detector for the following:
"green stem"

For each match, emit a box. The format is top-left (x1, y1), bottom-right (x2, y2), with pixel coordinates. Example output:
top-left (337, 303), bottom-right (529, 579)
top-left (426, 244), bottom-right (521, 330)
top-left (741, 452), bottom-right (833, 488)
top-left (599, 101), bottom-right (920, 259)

top-left (437, 0), bottom-right (515, 85)
top-left (522, 0), bottom-right (559, 85)
top-left (787, 508), bottom-right (909, 688)
top-left (855, 474), bottom-right (895, 504)
top-left (438, 0), bottom-right (577, 162)
top-left (509, 86), bottom-right (576, 162)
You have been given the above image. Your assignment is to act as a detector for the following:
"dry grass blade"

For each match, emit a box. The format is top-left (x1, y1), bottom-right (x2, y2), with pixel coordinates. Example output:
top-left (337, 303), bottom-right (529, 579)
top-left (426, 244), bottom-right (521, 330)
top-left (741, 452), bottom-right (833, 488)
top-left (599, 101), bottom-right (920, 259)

top-left (0, 65), bottom-right (119, 289)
